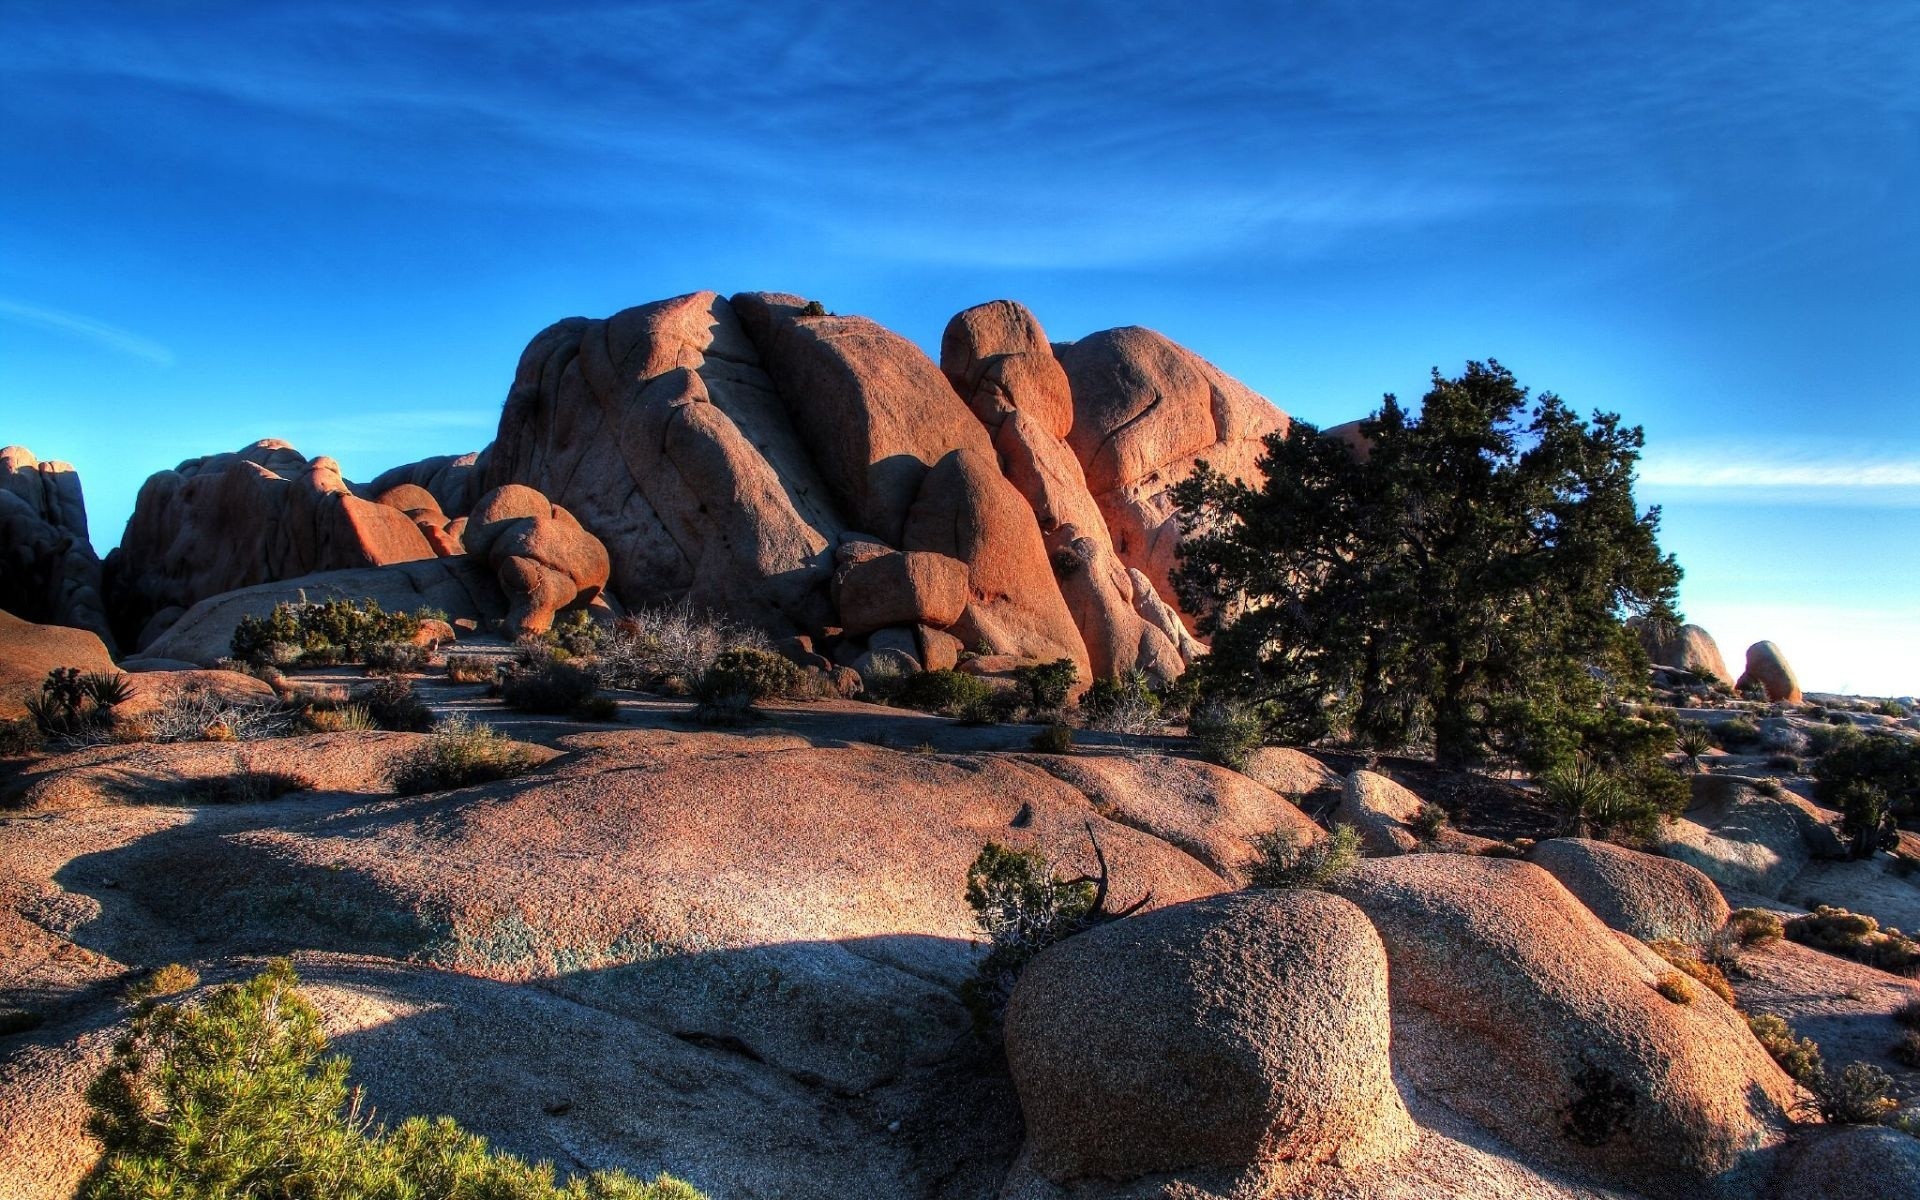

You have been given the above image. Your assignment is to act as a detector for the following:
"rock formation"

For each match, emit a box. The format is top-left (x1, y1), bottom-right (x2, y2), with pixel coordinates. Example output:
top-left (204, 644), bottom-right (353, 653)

top-left (462, 484), bottom-right (610, 636)
top-left (0, 610), bottom-right (116, 720)
top-left (1738, 640), bottom-right (1803, 703)
top-left (1528, 837), bottom-right (1731, 947)
top-left (1639, 621), bottom-right (1735, 686)
top-left (104, 441), bottom-right (451, 652)
top-left (0, 447), bottom-right (114, 651)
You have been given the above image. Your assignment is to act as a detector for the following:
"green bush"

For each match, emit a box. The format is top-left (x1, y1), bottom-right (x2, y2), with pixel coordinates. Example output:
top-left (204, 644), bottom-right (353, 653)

top-left (1012, 658), bottom-right (1078, 715)
top-left (83, 958), bottom-right (703, 1200)
top-left (693, 648), bottom-right (803, 705)
top-left (1541, 756), bottom-right (1665, 844)
top-left (1806, 723), bottom-right (1864, 756)
top-left (1785, 905), bottom-right (1920, 974)
top-left (1188, 696), bottom-right (1264, 770)
top-left (363, 642), bottom-right (430, 673)
top-left (231, 599), bottom-right (422, 666)
top-left (123, 964), bottom-right (200, 1006)
top-left (1893, 1030), bottom-right (1920, 1068)
top-left (1877, 700), bottom-right (1912, 719)
top-left (959, 843), bottom-right (1094, 1031)
top-left (26, 667), bottom-right (131, 740)
top-left (1409, 802), bottom-right (1450, 846)
top-left (0, 716), bottom-right (42, 757)
top-left (1081, 672), bottom-right (1159, 721)
top-left (1728, 907), bottom-right (1785, 946)
top-left (1713, 717), bottom-right (1761, 749)
top-left (1815, 732), bottom-right (1920, 822)
top-left (1809, 1061), bottom-right (1899, 1125)
top-left (897, 669), bottom-right (993, 717)
top-left (1674, 721), bottom-right (1714, 761)
top-left (1247, 823), bottom-right (1362, 889)
top-left (392, 717), bottom-right (542, 796)
top-left (1747, 1013), bottom-right (1822, 1086)
top-left (359, 675), bottom-right (434, 732)
top-left (502, 661), bottom-right (602, 716)
top-left (1029, 722), bottom-right (1074, 754)
top-left (1834, 780), bottom-right (1899, 859)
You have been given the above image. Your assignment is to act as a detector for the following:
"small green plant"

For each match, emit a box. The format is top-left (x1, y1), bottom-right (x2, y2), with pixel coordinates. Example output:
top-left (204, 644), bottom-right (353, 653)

top-left (897, 668), bottom-right (993, 718)
top-left (1713, 717), bottom-right (1761, 749)
top-left (1834, 779), bottom-right (1899, 859)
top-left (1029, 722), bottom-right (1074, 755)
top-left (303, 702), bottom-right (376, 734)
top-left (123, 963), bottom-right (200, 1005)
top-left (446, 654), bottom-right (496, 684)
top-left (391, 717), bottom-right (542, 796)
top-left (798, 298), bottom-right (829, 317)
top-left (1808, 1061), bottom-right (1900, 1125)
top-left (1081, 671), bottom-right (1164, 737)
top-left (501, 661), bottom-right (602, 716)
top-left (1806, 723), bottom-right (1864, 756)
top-left (1542, 756), bottom-right (1662, 844)
top-left (0, 716), bottom-right (42, 757)
top-left (1893, 998), bottom-right (1920, 1029)
top-left (694, 647), bottom-right (803, 705)
top-left (1247, 823), bottom-right (1362, 889)
top-left (83, 958), bottom-right (703, 1200)
top-left (1727, 907), bottom-right (1785, 946)
top-left (1674, 721), bottom-right (1714, 764)
top-left (1563, 1061), bottom-right (1638, 1146)
top-left (230, 598), bottom-right (423, 666)
top-left (1654, 972), bottom-right (1696, 1004)
top-left (1785, 906), bottom-right (1920, 975)
top-left (1747, 1013), bottom-right (1823, 1086)
top-left (1877, 700), bottom-right (1911, 719)
top-left (1012, 658), bottom-right (1078, 716)
top-left (1188, 696), bottom-right (1264, 770)
top-left (1409, 802), bottom-right (1450, 846)
top-left (1893, 1030), bottom-right (1920, 1068)
top-left (26, 666), bottom-right (132, 740)
top-left (359, 675), bottom-right (434, 732)
top-left (363, 642), bottom-right (431, 673)
top-left (191, 771), bottom-right (316, 805)
top-left (1648, 939), bottom-right (1737, 1005)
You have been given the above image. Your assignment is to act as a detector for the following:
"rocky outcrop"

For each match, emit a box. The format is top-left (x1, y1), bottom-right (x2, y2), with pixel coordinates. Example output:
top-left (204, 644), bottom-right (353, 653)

top-left (1656, 775), bottom-right (1812, 898)
top-left (1738, 641), bottom-right (1802, 703)
top-left (1002, 890), bottom-right (1414, 1197)
top-left (1055, 326), bottom-right (1287, 619)
top-left (1240, 746), bottom-right (1342, 796)
top-left (1528, 837), bottom-right (1731, 947)
top-left (104, 441), bottom-right (449, 652)
top-left (1773, 1126), bottom-right (1920, 1200)
top-left (1335, 770), bottom-right (1493, 856)
top-left (1333, 855), bottom-right (1796, 1199)
top-left (1638, 621), bottom-right (1735, 686)
top-left (462, 485), bottom-right (610, 636)
top-left (0, 611), bottom-right (116, 721)
top-left (941, 302), bottom-right (1186, 681)
top-left (0, 447), bottom-right (114, 651)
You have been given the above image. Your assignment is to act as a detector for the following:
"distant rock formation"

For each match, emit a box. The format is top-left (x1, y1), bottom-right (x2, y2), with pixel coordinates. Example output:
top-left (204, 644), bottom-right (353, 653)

top-left (1738, 640), bottom-right (1802, 703)
top-left (1638, 620), bottom-right (1736, 686)
top-left (0, 446), bottom-right (114, 651)
top-left (83, 294), bottom-right (1288, 672)
top-left (463, 484), bottom-right (610, 636)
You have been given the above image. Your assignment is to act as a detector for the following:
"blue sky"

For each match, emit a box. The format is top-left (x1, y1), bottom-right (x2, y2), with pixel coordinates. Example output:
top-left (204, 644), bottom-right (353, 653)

top-left (2, 2), bottom-right (1915, 693)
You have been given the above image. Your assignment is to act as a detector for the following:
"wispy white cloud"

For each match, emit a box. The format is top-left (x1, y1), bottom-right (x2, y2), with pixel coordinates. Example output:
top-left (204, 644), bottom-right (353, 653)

top-left (0, 298), bottom-right (174, 366)
top-left (1641, 452), bottom-right (1920, 490)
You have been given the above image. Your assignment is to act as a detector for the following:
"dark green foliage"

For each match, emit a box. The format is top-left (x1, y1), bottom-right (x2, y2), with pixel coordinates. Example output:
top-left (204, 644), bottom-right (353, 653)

top-left (1809, 1061), bottom-right (1899, 1125)
top-left (1712, 717), bottom-right (1760, 749)
top-left (1785, 905), bottom-right (1920, 974)
top-left (798, 299), bottom-right (828, 317)
top-left (502, 661), bottom-right (602, 715)
top-left (0, 715), bottom-right (43, 757)
top-left (230, 599), bottom-right (422, 666)
top-left (1029, 722), bottom-right (1075, 754)
top-left (82, 958), bottom-right (703, 1199)
top-left (1834, 780), bottom-right (1899, 859)
top-left (1187, 696), bottom-right (1264, 769)
top-left (1877, 700), bottom-right (1911, 719)
top-left (1747, 1013), bottom-right (1823, 1086)
top-left (192, 771), bottom-right (316, 805)
top-left (693, 647), bottom-right (803, 704)
top-left (1012, 658), bottom-right (1078, 715)
top-left (358, 675), bottom-right (434, 732)
top-left (1815, 732), bottom-right (1920, 823)
top-left (1674, 722), bottom-right (1714, 761)
top-left (1728, 907), bottom-right (1785, 946)
top-left (1563, 1062), bottom-right (1638, 1146)
top-left (1173, 361), bottom-right (1680, 768)
top-left (1541, 756), bottom-right (1667, 844)
top-left (898, 669), bottom-right (993, 718)
top-left (1410, 802), bottom-right (1450, 845)
top-left (0, 1006), bottom-right (43, 1036)
top-left (1893, 1031), bottom-right (1920, 1068)
top-left (550, 610), bottom-right (601, 657)
top-left (26, 666), bottom-right (131, 739)
top-left (1246, 823), bottom-right (1362, 889)
top-left (1806, 723), bottom-right (1865, 757)
top-left (391, 717), bottom-right (542, 796)
top-left (361, 642), bottom-right (430, 673)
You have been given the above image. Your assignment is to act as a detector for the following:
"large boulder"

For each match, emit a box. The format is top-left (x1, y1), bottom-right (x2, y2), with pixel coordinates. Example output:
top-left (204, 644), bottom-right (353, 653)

top-left (1336, 770), bottom-right (1493, 856)
top-left (1055, 327), bottom-right (1288, 616)
top-left (1771, 1126), bottom-right (1920, 1200)
top-left (1241, 746), bottom-right (1342, 797)
top-left (480, 293), bottom-right (843, 635)
top-left (0, 447), bottom-right (114, 651)
top-left (1656, 775), bottom-right (1812, 898)
top-left (1528, 837), bottom-right (1731, 947)
top-left (941, 302), bottom-right (1186, 681)
top-left (463, 485), bottom-right (611, 636)
top-left (1002, 890), bottom-right (1414, 1197)
top-left (1332, 855), bottom-right (1797, 1199)
top-left (104, 441), bottom-right (448, 652)
top-left (830, 544), bottom-right (968, 636)
top-left (0, 610), bottom-right (116, 721)
top-left (137, 557), bottom-right (509, 667)
top-left (1737, 641), bottom-right (1802, 703)
top-left (1638, 621), bottom-right (1735, 687)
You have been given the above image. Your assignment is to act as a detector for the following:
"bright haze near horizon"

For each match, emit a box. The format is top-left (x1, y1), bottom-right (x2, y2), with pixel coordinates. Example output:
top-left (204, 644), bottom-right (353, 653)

top-left (2, 2), bottom-right (1915, 695)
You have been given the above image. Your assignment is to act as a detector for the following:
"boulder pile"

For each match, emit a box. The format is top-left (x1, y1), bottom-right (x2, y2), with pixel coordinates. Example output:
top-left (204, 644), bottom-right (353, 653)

top-left (0, 447), bottom-right (114, 651)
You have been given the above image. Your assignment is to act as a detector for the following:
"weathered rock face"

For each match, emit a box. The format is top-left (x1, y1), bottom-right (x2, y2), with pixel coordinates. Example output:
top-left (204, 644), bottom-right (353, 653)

top-left (1003, 890), bottom-right (1414, 1197)
top-left (1738, 640), bottom-right (1802, 703)
top-left (0, 447), bottom-right (114, 651)
top-left (0, 610), bottom-right (117, 721)
top-left (1657, 775), bottom-right (1812, 898)
top-left (463, 485), bottom-right (610, 636)
top-left (1528, 837), bottom-right (1731, 947)
top-left (105, 441), bottom-right (448, 652)
top-left (1639, 621), bottom-right (1735, 686)
top-left (1332, 855), bottom-right (1797, 1199)
top-left (479, 293), bottom-right (843, 637)
top-left (1055, 326), bottom-right (1288, 618)
top-left (941, 302), bottom-right (1187, 682)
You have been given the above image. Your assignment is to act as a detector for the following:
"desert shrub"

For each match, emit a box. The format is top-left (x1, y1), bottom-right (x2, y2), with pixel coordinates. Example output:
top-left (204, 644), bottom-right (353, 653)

top-left (1808, 1061), bottom-right (1900, 1125)
top-left (897, 668), bottom-right (992, 717)
top-left (798, 298), bottom-right (828, 317)
top-left (856, 653), bottom-right (909, 704)
top-left (1877, 700), bottom-right (1912, 719)
top-left (302, 702), bottom-right (376, 733)
top-left (1806, 723), bottom-right (1864, 756)
top-left (1081, 672), bottom-right (1158, 722)
top-left (1833, 780), bottom-right (1900, 859)
top-left (1728, 907), bottom-right (1785, 946)
top-left (594, 603), bottom-right (767, 693)
top-left (82, 958), bottom-right (703, 1200)
top-left (230, 598), bottom-right (422, 666)
top-left (1654, 972), bottom-right (1695, 1004)
top-left (0, 1006), bottom-right (44, 1036)
top-left (1247, 823), bottom-right (1362, 890)
top-left (1188, 696), bottom-right (1264, 770)
top-left (549, 609), bottom-right (600, 657)
top-left (1765, 754), bottom-right (1801, 773)
top-left (1410, 802), bottom-right (1450, 846)
top-left (145, 687), bottom-right (299, 742)
top-left (1012, 658), bottom-right (1078, 716)
top-left (0, 716), bottom-right (42, 757)
top-left (190, 771), bottom-right (316, 805)
top-left (695, 647), bottom-right (803, 705)
top-left (1712, 717), bottom-right (1761, 749)
top-left (124, 964), bottom-right (200, 1005)
top-left (1747, 1013), bottom-right (1823, 1086)
top-left (27, 667), bottom-right (132, 741)
top-left (358, 675), bottom-right (434, 732)
top-left (445, 654), bottom-right (496, 685)
top-left (1673, 721), bottom-right (1714, 762)
top-left (392, 717), bottom-right (541, 796)
top-left (1648, 939), bottom-right (1737, 1005)
top-left (501, 661), bottom-right (601, 716)
top-left (1893, 1031), bottom-right (1920, 1068)
top-left (1030, 722), bottom-right (1074, 754)
top-left (1815, 732), bottom-right (1920, 822)
top-left (574, 694), bottom-right (620, 722)
top-left (1563, 1062), bottom-right (1639, 1146)
top-left (1542, 756), bottom-right (1664, 844)
top-left (1785, 906), bottom-right (1920, 975)
top-left (1894, 998), bottom-right (1920, 1029)
top-left (363, 642), bottom-right (431, 673)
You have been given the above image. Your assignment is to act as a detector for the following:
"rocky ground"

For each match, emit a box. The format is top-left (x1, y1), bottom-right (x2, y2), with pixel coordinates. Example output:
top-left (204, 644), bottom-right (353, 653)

top-left (3, 647), bottom-right (1919, 1200)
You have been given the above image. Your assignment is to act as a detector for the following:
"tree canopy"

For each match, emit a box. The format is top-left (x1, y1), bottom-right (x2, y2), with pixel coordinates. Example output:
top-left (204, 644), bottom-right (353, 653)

top-left (1173, 360), bottom-right (1681, 770)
